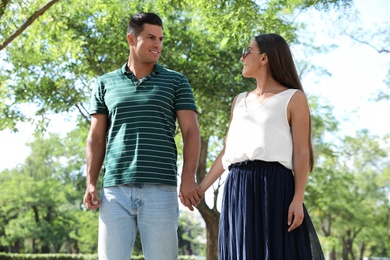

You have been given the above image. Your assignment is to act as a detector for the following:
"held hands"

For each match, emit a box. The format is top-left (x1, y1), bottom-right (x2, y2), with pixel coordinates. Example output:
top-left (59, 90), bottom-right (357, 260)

top-left (179, 179), bottom-right (203, 211)
top-left (287, 198), bottom-right (304, 232)
top-left (83, 184), bottom-right (101, 210)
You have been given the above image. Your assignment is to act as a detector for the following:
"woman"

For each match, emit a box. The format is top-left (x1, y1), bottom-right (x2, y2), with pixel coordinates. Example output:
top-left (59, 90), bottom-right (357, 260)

top-left (184, 34), bottom-right (324, 259)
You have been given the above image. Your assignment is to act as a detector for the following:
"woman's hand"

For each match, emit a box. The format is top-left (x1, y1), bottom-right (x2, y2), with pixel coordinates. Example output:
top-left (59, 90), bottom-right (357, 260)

top-left (287, 198), bottom-right (304, 232)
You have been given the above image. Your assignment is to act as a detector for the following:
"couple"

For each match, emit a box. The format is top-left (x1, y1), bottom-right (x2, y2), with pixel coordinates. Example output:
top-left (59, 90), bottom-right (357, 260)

top-left (83, 12), bottom-right (324, 260)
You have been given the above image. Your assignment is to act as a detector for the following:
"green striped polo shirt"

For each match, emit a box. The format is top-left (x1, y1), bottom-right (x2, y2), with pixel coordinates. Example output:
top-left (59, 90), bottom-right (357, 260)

top-left (89, 63), bottom-right (197, 187)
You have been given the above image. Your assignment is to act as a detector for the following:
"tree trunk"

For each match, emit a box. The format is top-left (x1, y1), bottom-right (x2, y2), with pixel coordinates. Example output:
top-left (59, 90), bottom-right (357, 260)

top-left (41, 245), bottom-right (50, 253)
top-left (358, 242), bottom-right (365, 260)
top-left (196, 136), bottom-right (220, 259)
top-left (341, 231), bottom-right (354, 260)
top-left (329, 247), bottom-right (337, 260)
top-left (11, 240), bottom-right (20, 253)
top-left (197, 201), bottom-right (220, 259)
top-left (342, 228), bottom-right (361, 260)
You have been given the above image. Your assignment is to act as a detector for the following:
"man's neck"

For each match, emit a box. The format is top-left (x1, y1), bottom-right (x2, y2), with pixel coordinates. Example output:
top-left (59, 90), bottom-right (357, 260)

top-left (127, 59), bottom-right (155, 80)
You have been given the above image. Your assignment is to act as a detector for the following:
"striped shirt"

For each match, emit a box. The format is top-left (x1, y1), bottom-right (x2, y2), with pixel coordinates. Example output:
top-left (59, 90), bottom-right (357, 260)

top-left (89, 63), bottom-right (197, 187)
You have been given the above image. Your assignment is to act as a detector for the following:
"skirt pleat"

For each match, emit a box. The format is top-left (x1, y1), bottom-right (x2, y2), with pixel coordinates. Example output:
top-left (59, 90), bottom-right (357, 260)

top-left (218, 160), bottom-right (325, 260)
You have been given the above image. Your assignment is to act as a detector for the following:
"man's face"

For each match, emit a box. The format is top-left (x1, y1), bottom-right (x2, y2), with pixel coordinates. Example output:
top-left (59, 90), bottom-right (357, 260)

top-left (130, 23), bottom-right (164, 63)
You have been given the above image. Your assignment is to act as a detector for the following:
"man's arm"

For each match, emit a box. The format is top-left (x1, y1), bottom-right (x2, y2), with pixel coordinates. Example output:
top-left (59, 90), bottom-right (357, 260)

top-left (177, 110), bottom-right (201, 211)
top-left (83, 114), bottom-right (107, 210)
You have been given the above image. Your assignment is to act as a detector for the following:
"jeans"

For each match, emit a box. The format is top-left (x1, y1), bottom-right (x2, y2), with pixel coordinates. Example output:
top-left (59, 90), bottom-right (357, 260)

top-left (98, 183), bottom-right (179, 260)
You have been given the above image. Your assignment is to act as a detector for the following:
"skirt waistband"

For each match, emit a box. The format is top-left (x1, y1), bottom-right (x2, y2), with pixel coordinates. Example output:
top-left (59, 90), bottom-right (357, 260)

top-left (228, 160), bottom-right (268, 171)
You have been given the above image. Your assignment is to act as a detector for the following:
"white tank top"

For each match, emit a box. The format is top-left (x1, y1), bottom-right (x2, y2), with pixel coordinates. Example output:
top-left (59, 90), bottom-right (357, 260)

top-left (222, 89), bottom-right (298, 170)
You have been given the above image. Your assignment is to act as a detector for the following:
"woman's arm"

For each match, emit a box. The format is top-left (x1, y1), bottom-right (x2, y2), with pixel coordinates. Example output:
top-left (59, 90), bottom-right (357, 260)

top-left (199, 94), bottom-right (239, 192)
top-left (179, 94), bottom-right (238, 205)
top-left (287, 90), bottom-right (311, 232)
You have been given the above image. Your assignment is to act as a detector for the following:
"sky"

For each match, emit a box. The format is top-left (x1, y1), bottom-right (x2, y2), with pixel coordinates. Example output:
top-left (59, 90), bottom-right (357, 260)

top-left (0, 0), bottom-right (389, 178)
top-left (297, 0), bottom-right (390, 139)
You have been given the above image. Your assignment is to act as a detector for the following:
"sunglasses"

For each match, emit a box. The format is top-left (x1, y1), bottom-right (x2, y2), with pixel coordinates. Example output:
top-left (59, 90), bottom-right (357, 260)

top-left (242, 48), bottom-right (264, 59)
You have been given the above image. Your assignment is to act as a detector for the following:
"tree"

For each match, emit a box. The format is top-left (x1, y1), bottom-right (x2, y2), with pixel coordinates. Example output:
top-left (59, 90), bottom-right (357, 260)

top-left (1, 0), bottom-right (355, 258)
top-left (326, 3), bottom-right (390, 101)
top-left (178, 211), bottom-right (206, 256)
top-left (306, 129), bottom-right (390, 259)
top-left (338, 131), bottom-right (389, 259)
top-left (0, 0), bottom-right (61, 50)
top-left (345, 26), bottom-right (390, 101)
top-left (0, 133), bottom-right (87, 253)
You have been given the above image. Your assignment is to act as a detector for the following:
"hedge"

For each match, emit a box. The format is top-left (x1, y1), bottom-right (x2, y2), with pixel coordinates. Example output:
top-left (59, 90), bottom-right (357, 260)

top-left (0, 253), bottom-right (204, 260)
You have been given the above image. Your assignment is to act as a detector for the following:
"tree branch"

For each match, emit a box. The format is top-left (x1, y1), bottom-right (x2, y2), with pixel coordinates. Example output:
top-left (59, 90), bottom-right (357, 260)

top-left (74, 103), bottom-right (90, 124)
top-left (0, 0), bottom-right (61, 50)
top-left (345, 32), bottom-right (390, 54)
top-left (0, 0), bottom-right (10, 19)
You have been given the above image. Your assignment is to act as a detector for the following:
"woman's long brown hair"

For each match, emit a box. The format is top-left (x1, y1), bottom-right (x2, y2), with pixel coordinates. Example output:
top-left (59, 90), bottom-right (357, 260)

top-left (255, 34), bottom-right (314, 172)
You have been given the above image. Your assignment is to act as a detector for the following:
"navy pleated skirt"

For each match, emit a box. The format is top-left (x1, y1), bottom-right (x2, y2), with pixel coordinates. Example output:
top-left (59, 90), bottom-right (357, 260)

top-left (218, 160), bottom-right (324, 260)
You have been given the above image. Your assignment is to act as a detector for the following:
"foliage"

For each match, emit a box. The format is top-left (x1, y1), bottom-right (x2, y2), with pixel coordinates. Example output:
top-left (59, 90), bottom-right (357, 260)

top-left (0, 253), bottom-right (206, 259)
top-left (0, 0), bottom-right (352, 132)
top-left (178, 211), bottom-right (206, 256)
top-left (0, 133), bottom-right (87, 253)
top-left (0, 132), bottom-right (206, 255)
top-left (0, 253), bottom-right (97, 260)
top-left (3, 0), bottom-right (390, 259)
top-left (306, 130), bottom-right (390, 259)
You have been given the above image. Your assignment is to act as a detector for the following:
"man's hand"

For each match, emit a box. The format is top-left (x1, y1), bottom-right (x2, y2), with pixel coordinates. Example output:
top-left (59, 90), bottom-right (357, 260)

top-left (83, 184), bottom-right (101, 210)
top-left (179, 178), bottom-right (203, 211)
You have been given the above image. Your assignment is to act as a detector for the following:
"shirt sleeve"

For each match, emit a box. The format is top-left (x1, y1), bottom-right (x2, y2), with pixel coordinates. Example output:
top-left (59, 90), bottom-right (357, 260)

top-left (89, 77), bottom-right (108, 115)
top-left (175, 76), bottom-right (197, 112)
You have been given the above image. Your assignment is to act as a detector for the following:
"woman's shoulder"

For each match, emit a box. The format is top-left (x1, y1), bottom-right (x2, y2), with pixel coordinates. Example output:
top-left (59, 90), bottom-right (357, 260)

top-left (229, 92), bottom-right (247, 112)
top-left (288, 89), bottom-right (309, 110)
top-left (290, 89), bottom-right (306, 99)
top-left (237, 91), bottom-right (248, 97)
top-left (232, 92), bottom-right (247, 102)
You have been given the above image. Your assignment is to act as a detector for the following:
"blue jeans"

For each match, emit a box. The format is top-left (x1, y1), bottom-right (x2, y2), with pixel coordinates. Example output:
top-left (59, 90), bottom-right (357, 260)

top-left (98, 183), bottom-right (179, 260)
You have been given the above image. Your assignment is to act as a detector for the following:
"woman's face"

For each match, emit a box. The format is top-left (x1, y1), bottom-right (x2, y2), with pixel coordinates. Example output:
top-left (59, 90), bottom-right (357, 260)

top-left (240, 40), bottom-right (265, 78)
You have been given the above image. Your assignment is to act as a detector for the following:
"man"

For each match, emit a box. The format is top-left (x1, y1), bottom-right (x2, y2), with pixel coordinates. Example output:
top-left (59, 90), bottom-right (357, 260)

top-left (83, 12), bottom-right (202, 259)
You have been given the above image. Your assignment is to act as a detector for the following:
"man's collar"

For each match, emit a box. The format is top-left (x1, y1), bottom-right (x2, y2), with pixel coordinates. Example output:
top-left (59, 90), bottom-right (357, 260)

top-left (121, 63), bottom-right (163, 75)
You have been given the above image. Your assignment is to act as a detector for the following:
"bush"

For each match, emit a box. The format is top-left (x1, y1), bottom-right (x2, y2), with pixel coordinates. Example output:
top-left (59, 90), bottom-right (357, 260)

top-left (0, 253), bottom-right (204, 260)
top-left (0, 254), bottom-right (97, 260)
